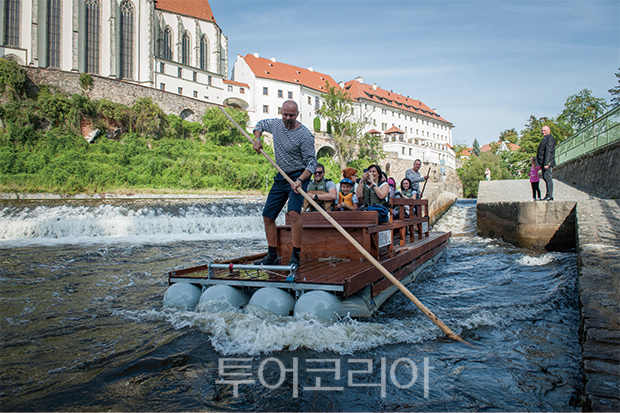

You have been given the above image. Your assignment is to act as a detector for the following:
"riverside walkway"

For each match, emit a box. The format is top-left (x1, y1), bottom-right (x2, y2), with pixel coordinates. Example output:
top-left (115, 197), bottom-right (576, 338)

top-left (478, 179), bottom-right (620, 411)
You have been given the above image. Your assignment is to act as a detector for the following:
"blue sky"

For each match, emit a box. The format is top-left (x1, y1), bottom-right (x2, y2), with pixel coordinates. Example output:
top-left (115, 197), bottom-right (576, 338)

top-left (210, 0), bottom-right (619, 146)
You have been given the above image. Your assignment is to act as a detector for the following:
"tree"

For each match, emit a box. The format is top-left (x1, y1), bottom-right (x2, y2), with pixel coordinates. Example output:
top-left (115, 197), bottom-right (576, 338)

top-left (452, 143), bottom-right (468, 157)
top-left (558, 89), bottom-right (609, 131)
top-left (498, 128), bottom-right (518, 144)
top-left (316, 81), bottom-right (371, 170)
top-left (202, 106), bottom-right (249, 146)
top-left (609, 68), bottom-right (620, 107)
top-left (457, 151), bottom-right (512, 198)
top-left (519, 115), bottom-right (572, 155)
top-left (472, 139), bottom-right (480, 156)
top-left (357, 132), bottom-right (385, 161)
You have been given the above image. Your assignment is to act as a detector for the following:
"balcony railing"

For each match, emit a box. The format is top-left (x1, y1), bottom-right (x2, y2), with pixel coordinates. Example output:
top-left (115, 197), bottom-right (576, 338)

top-left (556, 105), bottom-right (620, 165)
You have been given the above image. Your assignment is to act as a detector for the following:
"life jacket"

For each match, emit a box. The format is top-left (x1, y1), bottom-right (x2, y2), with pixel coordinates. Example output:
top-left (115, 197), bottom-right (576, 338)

top-left (401, 188), bottom-right (414, 199)
top-left (308, 179), bottom-right (331, 192)
top-left (338, 191), bottom-right (355, 208)
top-left (361, 183), bottom-right (390, 209)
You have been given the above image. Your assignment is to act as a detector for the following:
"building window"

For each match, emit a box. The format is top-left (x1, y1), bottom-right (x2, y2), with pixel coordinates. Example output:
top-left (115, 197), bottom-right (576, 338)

top-left (160, 83), bottom-right (165, 90)
top-left (240, 87), bottom-right (245, 94)
top-left (178, 87), bottom-right (182, 94)
top-left (159, 62), bottom-right (165, 73)
top-left (278, 107), bottom-right (282, 115)
top-left (263, 87), bottom-right (268, 95)
top-left (315, 96), bottom-right (320, 110)
top-left (193, 71), bottom-right (197, 82)
top-left (228, 85), bottom-right (233, 92)
top-left (199, 35), bottom-right (208, 70)
top-left (278, 89), bottom-right (283, 98)
top-left (178, 67), bottom-right (182, 78)
top-left (207, 75), bottom-right (212, 85)
top-left (308, 96), bottom-right (311, 104)
top-left (46, 0), bottom-right (62, 68)
top-left (288, 91), bottom-right (293, 99)
top-left (263, 105), bottom-right (269, 114)
top-left (381, 122), bottom-right (387, 131)
top-left (85, 0), bottom-right (100, 74)
top-left (162, 27), bottom-right (172, 60)
top-left (181, 31), bottom-right (190, 65)
top-left (119, 1), bottom-right (134, 79)
top-left (402, 147), bottom-right (405, 155)
top-left (3, 0), bottom-right (21, 47)
top-left (193, 90), bottom-right (197, 98)
top-left (409, 148), bottom-right (412, 156)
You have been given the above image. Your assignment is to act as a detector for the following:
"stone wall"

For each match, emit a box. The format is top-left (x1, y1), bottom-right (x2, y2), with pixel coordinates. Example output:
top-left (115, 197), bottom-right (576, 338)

top-left (555, 140), bottom-right (620, 199)
top-left (23, 67), bottom-right (215, 122)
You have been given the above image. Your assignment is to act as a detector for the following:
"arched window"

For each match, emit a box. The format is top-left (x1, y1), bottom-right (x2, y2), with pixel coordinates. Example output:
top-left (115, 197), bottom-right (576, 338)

top-left (162, 26), bottom-right (172, 60)
top-left (3, 0), bottom-right (21, 47)
top-left (46, 0), bottom-right (62, 68)
top-left (85, 0), bottom-right (100, 74)
top-left (119, 1), bottom-right (134, 79)
top-left (199, 34), bottom-right (208, 70)
top-left (181, 31), bottom-right (190, 66)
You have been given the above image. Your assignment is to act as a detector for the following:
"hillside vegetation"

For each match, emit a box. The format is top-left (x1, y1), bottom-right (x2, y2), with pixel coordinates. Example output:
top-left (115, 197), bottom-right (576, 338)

top-left (0, 59), bottom-right (277, 195)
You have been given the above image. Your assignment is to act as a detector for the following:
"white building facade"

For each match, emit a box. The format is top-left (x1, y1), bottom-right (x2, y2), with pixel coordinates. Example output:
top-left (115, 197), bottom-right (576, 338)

top-left (0, 0), bottom-right (241, 107)
top-left (231, 53), bottom-right (339, 131)
top-left (343, 77), bottom-right (456, 170)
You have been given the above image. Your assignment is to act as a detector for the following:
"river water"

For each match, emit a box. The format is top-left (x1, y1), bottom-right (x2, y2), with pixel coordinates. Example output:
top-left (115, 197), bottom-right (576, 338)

top-left (0, 198), bottom-right (582, 411)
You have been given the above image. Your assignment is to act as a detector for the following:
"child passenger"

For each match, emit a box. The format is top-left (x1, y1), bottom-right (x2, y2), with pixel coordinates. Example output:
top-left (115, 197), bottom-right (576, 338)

top-left (529, 156), bottom-right (542, 201)
top-left (334, 178), bottom-right (359, 211)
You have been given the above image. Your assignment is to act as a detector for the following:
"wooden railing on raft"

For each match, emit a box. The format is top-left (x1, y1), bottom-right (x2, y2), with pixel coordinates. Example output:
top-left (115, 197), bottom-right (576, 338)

top-left (278, 199), bottom-right (430, 259)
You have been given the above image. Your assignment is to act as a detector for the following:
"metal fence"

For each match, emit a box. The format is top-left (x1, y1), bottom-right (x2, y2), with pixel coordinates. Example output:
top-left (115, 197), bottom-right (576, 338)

top-left (556, 105), bottom-right (620, 165)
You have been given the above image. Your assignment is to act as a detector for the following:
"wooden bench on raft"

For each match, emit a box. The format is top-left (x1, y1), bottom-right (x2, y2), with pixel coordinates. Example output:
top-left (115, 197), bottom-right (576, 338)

top-left (276, 200), bottom-right (429, 259)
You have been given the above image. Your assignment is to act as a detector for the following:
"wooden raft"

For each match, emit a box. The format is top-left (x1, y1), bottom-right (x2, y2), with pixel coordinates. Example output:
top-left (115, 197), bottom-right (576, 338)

top-left (169, 201), bottom-right (449, 298)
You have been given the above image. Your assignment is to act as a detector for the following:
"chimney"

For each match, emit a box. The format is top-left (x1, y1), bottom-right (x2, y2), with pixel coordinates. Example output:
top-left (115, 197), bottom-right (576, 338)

top-left (339, 81), bottom-right (344, 88)
top-left (253, 52), bottom-right (259, 58)
top-left (373, 83), bottom-right (377, 90)
top-left (308, 67), bottom-right (314, 72)
top-left (271, 57), bottom-right (276, 63)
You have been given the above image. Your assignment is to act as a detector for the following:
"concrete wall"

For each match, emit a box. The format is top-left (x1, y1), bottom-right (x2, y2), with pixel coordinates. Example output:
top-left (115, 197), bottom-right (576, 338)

top-left (555, 141), bottom-right (620, 199)
top-left (24, 67), bottom-right (215, 122)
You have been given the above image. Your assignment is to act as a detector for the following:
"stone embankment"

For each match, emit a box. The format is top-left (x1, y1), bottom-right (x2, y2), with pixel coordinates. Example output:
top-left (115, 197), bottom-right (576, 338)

top-left (423, 172), bottom-right (462, 226)
top-left (576, 198), bottom-right (620, 412)
top-left (477, 179), bottom-right (619, 411)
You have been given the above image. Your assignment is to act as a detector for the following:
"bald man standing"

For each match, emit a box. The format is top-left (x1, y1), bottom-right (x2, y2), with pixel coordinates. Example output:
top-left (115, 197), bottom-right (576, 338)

top-left (252, 100), bottom-right (318, 269)
top-left (536, 125), bottom-right (556, 201)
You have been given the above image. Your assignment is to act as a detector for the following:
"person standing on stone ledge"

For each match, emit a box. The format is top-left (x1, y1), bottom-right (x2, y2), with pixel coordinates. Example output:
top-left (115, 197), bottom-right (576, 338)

top-left (537, 125), bottom-right (556, 201)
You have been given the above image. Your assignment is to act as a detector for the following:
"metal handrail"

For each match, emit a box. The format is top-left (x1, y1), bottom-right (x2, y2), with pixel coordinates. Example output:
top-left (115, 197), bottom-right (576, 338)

top-left (556, 105), bottom-right (620, 165)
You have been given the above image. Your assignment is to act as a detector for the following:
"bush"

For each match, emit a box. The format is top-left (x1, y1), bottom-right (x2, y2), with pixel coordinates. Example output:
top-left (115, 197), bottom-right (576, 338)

top-left (0, 58), bottom-right (27, 98)
top-left (313, 117), bottom-right (321, 132)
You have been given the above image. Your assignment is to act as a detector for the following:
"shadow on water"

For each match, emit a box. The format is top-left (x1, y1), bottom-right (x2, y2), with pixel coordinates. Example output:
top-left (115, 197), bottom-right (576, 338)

top-left (0, 199), bottom-right (582, 411)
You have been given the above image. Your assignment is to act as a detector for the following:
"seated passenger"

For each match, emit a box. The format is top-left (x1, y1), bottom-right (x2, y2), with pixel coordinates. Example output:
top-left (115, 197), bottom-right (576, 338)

top-left (302, 163), bottom-right (337, 211)
top-left (356, 164), bottom-right (391, 223)
top-left (394, 178), bottom-right (414, 219)
top-left (334, 178), bottom-right (359, 211)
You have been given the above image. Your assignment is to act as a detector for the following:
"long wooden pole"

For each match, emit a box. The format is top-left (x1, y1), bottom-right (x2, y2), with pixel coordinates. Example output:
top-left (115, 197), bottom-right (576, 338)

top-left (419, 167), bottom-right (431, 199)
top-left (218, 106), bottom-right (472, 346)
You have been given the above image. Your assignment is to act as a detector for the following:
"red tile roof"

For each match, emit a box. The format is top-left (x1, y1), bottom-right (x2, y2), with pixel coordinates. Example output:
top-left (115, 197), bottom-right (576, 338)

top-left (155, 0), bottom-right (216, 23)
top-left (242, 54), bottom-right (339, 93)
top-left (224, 79), bottom-right (249, 88)
top-left (343, 79), bottom-right (452, 125)
top-left (385, 126), bottom-right (405, 134)
top-left (367, 129), bottom-right (381, 134)
top-left (461, 148), bottom-right (472, 156)
top-left (480, 141), bottom-right (520, 152)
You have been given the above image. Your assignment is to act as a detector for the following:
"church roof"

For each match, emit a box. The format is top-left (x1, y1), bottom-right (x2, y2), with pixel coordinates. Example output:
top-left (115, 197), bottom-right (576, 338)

top-left (242, 54), bottom-right (339, 93)
top-left (343, 79), bottom-right (452, 125)
top-left (155, 0), bottom-right (216, 23)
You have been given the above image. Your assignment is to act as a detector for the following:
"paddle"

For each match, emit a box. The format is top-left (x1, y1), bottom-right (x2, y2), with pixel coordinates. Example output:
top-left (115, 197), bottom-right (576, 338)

top-left (218, 106), bottom-right (472, 346)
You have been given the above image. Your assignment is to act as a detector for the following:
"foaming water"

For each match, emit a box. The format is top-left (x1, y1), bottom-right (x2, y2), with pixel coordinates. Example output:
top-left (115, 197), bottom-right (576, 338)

top-left (0, 198), bottom-right (581, 411)
top-left (0, 198), bottom-right (273, 246)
